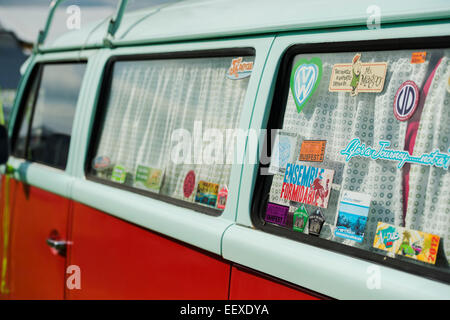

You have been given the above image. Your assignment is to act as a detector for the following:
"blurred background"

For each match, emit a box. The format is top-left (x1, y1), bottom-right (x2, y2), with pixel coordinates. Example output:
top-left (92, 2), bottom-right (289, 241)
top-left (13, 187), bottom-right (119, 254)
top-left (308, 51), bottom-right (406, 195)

top-left (0, 0), bottom-right (172, 125)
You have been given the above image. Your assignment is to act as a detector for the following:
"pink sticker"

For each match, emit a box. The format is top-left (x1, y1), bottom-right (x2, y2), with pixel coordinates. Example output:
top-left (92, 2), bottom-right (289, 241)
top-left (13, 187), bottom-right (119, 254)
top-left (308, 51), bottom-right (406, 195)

top-left (183, 170), bottom-right (196, 198)
top-left (217, 186), bottom-right (228, 210)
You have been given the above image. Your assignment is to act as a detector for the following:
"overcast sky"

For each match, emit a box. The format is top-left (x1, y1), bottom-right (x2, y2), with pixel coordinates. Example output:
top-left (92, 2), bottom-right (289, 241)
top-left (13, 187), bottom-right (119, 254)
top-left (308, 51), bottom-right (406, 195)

top-left (0, 0), bottom-right (174, 43)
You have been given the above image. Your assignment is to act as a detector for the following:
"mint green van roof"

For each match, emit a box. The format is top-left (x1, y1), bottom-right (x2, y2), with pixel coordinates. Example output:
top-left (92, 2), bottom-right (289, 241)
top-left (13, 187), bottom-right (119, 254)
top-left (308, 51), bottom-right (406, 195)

top-left (46, 0), bottom-right (450, 50)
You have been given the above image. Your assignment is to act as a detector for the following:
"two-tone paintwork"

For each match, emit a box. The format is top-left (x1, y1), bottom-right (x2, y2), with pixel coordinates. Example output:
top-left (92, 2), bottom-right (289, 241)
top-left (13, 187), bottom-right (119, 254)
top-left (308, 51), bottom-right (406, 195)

top-left (1, 0), bottom-right (450, 299)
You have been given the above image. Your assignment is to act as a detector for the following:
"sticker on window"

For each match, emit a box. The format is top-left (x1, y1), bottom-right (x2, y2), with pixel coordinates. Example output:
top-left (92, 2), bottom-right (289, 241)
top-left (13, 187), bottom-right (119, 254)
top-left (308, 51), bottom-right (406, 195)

top-left (111, 165), bottom-right (127, 184)
top-left (329, 53), bottom-right (387, 96)
top-left (92, 155), bottom-right (111, 171)
top-left (393, 80), bottom-right (420, 121)
top-left (411, 51), bottom-right (426, 64)
top-left (265, 202), bottom-right (289, 226)
top-left (217, 186), bottom-right (228, 210)
top-left (293, 205), bottom-right (309, 233)
top-left (308, 208), bottom-right (325, 236)
top-left (195, 180), bottom-right (219, 207)
top-left (447, 74), bottom-right (450, 93)
top-left (280, 164), bottom-right (334, 208)
top-left (183, 170), bottom-right (196, 199)
top-left (226, 57), bottom-right (253, 80)
top-left (334, 190), bottom-right (371, 243)
top-left (340, 137), bottom-right (450, 170)
top-left (134, 165), bottom-right (164, 193)
top-left (299, 140), bottom-right (327, 162)
top-left (268, 131), bottom-right (299, 175)
top-left (290, 57), bottom-right (323, 113)
top-left (373, 222), bottom-right (440, 265)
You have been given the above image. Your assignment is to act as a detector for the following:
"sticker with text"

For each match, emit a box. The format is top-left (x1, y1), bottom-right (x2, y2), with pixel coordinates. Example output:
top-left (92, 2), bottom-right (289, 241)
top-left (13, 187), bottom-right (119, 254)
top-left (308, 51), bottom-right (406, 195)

top-left (134, 165), bottom-right (164, 193)
top-left (340, 137), bottom-right (450, 170)
top-left (393, 80), bottom-right (420, 121)
top-left (290, 57), bottom-right (323, 113)
top-left (334, 190), bottom-right (371, 243)
top-left (329, 53), bottom-right (387, 96)
top-left (410, 52), bottom-right (426, 64)
top-left (299, 140), bottom-right (327, 162)
top-left (280, 164), bottom-right (334, 208)
top-left (373, 222), bottom-right (440, 265)
top-left (265, 202), bottom-right (289, 226)
top-left (195, 180), bottom-right (219, 207)
top-left (111, 165), bottom-right (127, 184)
top-left (226, 57), bottom-right (253, 80)
top-left (268, 131), bottom-right (299, 175)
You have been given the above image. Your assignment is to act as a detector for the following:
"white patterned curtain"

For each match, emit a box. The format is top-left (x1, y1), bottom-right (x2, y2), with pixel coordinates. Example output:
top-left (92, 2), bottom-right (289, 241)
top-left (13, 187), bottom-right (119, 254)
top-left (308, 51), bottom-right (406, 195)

top-left (94, 56), bottom-right (253, 207)
top-left (406, 52), bottom-right (450, 264)
top-left (269, 49), bottom-right (450, 264)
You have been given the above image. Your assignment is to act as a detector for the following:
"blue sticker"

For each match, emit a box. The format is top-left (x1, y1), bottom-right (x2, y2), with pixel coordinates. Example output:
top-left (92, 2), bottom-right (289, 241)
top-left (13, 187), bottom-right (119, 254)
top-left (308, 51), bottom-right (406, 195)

top-left (334, 191), bottom-right (371, 243)
top-left (290, 58), bottom-right (322, 113)
top-left (394, 80), bottom-right (420, 121)
top-left (340, 137), bottom-right (450, 170)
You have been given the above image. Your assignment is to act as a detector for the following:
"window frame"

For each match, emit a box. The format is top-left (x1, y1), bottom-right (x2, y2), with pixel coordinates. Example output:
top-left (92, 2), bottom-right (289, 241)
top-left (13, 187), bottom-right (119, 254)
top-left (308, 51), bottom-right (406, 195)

top-left (85, 48), bottom-right (256, 217)
top-left (11, 60), bottom-right (87, 170)
top-left (251, 36), bottom-right (450, 284)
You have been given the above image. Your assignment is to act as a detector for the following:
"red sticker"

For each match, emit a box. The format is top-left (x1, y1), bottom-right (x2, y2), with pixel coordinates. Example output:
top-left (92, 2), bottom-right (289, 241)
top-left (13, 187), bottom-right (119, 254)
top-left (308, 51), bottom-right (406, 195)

top-left (183, 170), bottom-right (196, 198)
top-left (217, 186), bottom-right (228, 210)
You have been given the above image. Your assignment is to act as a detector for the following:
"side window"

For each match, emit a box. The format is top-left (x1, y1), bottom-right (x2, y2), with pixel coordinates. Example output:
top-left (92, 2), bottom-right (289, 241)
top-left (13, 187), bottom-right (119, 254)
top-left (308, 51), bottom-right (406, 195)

top-left (12, 63), bottom-right (86, 170)
top-left (254, 41), bottom-right (450, 283)
top-left (88, 53), bottom-right (255, 214)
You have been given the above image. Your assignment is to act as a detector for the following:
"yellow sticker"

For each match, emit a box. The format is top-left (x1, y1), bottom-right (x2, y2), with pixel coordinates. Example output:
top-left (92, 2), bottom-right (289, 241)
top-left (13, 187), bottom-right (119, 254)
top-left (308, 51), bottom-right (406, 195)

top-left (194, 181), bottom-right (219, 207)
top-left (373, 222), bottom-right (440, 265)
top-left (329, 53), bottom-right (388, 96)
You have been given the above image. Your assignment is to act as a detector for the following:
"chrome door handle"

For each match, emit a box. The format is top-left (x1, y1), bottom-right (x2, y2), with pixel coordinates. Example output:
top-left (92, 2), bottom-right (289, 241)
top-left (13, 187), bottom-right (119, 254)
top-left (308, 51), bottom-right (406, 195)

top-left (46, 238), bottom-right (67, 257)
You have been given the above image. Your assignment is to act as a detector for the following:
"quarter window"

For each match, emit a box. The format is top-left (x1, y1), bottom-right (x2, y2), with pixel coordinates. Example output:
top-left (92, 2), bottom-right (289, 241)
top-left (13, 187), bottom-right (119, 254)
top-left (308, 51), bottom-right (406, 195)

top-left (13, 63), bottom-right (86, 170)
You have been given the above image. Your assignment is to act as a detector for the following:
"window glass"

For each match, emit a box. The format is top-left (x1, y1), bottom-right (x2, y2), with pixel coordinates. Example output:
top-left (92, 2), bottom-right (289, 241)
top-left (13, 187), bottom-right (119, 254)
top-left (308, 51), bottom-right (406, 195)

top-left (13, 68), bottom-right (41, 158)
top-left (91, 55), bottom-right (254, 213)
top-left (13, 63), bottom-right (86, 169)
top-left (260, 47), bottom-right (450, 279)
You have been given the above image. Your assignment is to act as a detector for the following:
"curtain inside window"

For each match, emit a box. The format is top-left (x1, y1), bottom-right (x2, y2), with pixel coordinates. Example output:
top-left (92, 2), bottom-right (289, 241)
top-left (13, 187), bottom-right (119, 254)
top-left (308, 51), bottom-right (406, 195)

top-left (94, 56), bottom-right (253, 208)
top-left (269, 49), bottom-right (450, 264)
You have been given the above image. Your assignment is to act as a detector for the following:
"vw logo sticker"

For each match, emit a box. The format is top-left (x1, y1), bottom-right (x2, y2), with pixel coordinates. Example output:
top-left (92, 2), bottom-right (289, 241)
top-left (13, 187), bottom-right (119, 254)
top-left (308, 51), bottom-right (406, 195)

top-left (290, 57), bottom-right (322, 114)
top-left (393, 80), bottom-right (420, 121)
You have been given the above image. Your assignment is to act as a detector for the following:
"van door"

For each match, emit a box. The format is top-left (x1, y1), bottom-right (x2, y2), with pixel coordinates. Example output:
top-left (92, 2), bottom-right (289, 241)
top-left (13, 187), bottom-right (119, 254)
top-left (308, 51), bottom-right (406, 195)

top-left (5, 62), bottom-right (86, 299)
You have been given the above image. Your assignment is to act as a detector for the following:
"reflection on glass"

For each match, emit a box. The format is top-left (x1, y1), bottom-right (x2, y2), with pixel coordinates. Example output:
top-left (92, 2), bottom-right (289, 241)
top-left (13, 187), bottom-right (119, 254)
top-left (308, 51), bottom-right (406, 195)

top-left (26, 63), bottom-right (86, 169)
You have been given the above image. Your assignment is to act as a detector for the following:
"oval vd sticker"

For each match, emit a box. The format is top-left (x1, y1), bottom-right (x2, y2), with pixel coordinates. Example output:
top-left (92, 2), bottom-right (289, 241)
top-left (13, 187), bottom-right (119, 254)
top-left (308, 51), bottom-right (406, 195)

top-left (290, 58), bottom-right (322, 113)
top-left (393, 80), bottom-right (420, 121)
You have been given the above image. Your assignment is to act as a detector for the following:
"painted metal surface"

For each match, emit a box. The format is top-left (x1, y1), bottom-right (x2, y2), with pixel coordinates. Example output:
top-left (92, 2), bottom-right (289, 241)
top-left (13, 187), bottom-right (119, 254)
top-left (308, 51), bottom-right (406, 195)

top-left (1, 3), bottom-right (449, 299)
top-left (45, 0), bottom-right (450, 51)
top-left (65, 37), bottom-right (274, 256)
top-left (222, 225), bottom-right (450, 300)
top-left (229, 266), bottom-right (321, 300)
top-left (8, 182), bottom-right (69, 299)
top-left (0, 175), bottom-right (15, 299)
top-left (67, 202), bottom-right (231, 299)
